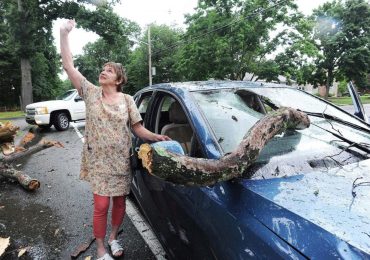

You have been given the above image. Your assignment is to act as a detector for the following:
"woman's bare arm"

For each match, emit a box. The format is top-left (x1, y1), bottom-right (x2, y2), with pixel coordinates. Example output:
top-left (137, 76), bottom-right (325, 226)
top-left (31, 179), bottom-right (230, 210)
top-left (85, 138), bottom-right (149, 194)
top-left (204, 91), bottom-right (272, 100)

top-left (60, 20), bottom-right (84, 93)
top-left (132, 123), bottom-right (171, 142)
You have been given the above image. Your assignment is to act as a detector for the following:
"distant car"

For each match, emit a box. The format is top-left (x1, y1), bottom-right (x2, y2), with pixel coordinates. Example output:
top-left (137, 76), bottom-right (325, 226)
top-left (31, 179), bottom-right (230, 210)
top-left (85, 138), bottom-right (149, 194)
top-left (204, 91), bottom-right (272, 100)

top-left (130, 81), bottom-right (370, 259)
top-left (25, 89), bottom-right (85, 130)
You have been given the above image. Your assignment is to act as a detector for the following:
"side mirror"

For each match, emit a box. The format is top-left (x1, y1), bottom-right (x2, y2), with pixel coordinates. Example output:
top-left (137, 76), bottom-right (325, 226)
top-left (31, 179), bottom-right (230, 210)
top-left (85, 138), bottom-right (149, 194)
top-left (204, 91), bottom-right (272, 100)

top-left (75, 96), bottom-right (83, 102)
top-left (151, 140), bottom-right (185, 155)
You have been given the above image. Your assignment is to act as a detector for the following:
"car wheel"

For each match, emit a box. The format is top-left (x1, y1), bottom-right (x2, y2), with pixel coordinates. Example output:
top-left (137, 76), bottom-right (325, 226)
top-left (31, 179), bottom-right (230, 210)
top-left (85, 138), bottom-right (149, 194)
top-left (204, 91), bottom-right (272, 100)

top-left (38, 124), bottom-right (51, 130)
top-left (53, 112), bottom-right (70, 131)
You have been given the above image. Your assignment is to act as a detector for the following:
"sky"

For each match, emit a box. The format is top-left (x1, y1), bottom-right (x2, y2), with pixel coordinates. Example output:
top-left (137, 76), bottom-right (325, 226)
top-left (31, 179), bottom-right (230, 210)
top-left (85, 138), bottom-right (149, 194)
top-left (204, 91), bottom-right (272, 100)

top-left (52, 0), bottom-right (329, 55)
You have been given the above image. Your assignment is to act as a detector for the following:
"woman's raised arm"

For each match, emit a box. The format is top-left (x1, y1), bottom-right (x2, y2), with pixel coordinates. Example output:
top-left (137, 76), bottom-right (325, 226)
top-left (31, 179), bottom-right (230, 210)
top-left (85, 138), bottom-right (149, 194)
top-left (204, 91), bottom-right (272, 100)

top-left (60, 20), bottom-right (84, 94)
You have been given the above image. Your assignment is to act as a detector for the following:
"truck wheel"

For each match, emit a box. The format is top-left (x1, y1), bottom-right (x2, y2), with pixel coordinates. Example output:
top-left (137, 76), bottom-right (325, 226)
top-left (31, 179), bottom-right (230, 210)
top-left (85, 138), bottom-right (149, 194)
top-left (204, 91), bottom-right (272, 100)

top-left (53, 112), bottom-right (70, 131)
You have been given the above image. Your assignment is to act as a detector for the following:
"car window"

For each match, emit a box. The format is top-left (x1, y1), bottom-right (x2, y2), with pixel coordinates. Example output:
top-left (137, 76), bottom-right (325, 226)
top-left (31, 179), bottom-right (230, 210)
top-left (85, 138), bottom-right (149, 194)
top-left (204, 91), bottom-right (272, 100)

top-left (136, 93), bottom-right (152, 124)
top-left (192, 90), bottom-right (264, 153)
top-left (155, 95), bottom-right (176, 134)
top-left (56, 90), bottom-right (75, 101)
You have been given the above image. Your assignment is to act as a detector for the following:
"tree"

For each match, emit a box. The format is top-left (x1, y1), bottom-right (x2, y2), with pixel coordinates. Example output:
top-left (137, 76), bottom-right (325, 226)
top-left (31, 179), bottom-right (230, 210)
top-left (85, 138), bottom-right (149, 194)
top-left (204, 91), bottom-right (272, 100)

top-left (74, 18), bottom-right (140, 87)
top-left (311, 0), bottom-right (370, 98)
top-left (177, 0), bottom-right (303, 81)
top-left (1, 0), bottom-right (133, 109)
top-left (0, 0), bottom-right (21, 108)
top-left (126, 24), bottom-right (184, 92)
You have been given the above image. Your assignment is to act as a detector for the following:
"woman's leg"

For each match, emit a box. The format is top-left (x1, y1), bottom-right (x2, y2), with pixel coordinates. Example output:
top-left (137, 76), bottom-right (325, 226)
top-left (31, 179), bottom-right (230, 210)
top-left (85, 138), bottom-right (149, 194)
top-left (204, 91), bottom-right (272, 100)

top-left (93, 194), bottom-right (110, 257)
top-left (109, 195), bottom-right (126, 256)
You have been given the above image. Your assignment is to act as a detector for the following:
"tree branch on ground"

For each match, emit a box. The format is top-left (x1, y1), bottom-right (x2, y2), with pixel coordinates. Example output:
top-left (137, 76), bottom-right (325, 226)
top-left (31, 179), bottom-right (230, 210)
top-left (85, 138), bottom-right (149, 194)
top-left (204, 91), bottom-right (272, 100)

top-left (0, 122), bottom-right (63, 191)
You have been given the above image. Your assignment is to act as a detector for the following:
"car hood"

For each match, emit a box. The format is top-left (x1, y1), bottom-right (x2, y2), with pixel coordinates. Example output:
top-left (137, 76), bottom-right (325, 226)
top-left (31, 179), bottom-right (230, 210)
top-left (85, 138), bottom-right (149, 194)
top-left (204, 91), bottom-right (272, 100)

top-left (241, 158), bottom-right (370, 256)
top-left (26, 100), bottom-right (67, 109)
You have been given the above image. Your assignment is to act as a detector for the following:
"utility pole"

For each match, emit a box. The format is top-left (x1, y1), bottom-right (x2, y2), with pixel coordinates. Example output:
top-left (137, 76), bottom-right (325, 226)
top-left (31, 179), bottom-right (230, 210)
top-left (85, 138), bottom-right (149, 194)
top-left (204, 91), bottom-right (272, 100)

top-left (148, 25), bottom-right (152, 86)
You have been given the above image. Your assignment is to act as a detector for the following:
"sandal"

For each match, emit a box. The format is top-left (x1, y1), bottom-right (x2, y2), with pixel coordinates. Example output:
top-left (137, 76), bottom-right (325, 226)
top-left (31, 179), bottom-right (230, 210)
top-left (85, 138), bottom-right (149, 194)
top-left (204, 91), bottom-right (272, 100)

top-left (108, 240), bottom-right (124, 257)
top-left (97, 253), bottom-right (113, 260)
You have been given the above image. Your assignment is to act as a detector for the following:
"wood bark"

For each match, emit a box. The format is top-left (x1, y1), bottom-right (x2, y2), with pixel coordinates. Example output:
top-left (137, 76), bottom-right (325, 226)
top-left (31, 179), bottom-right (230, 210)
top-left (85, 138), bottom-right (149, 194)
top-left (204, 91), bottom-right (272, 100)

top-left (0, 122), bottom-right (19, 143)
top-left (0, 164), bottom-right (40, 191)
top-left (20, 58), bottom-right (33, 110)
top-left (0, 122), bottom-right (63, 191)
top-left (138, 107), bottom-right (310, 186)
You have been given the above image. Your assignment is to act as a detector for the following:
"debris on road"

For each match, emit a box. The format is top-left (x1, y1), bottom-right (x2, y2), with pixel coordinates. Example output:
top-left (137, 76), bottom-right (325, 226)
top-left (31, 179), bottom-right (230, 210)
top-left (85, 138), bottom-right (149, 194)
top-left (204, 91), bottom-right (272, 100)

top-left (0, 237), bottom-right (10, 257)
top-left (0, 122), bottom-right (63, 191)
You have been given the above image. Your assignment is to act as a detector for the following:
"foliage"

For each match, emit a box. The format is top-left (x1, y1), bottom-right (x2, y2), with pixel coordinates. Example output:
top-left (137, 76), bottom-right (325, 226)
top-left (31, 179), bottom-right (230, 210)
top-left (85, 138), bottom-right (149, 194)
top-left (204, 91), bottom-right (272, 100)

top-left (126, 24), bottom-right (183, 92)
top-left (69, 5), bottom-right (140, 93)
top-left (337, 80), bottom-right (348, 96)
top-left (310, 0), bottom-right (370, 98)
top-left (0, 0), bottom-right (131, 106)
top-left (0, 0), bottom-right (21, 107)
top-left (177, 0), bottom-right (306, 81)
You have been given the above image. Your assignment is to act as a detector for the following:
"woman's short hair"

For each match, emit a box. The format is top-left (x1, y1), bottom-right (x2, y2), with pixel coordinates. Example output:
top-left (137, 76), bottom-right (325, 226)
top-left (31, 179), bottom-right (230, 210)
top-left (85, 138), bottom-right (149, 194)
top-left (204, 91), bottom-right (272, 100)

top-left (103, 62), bottom-right (128, 92)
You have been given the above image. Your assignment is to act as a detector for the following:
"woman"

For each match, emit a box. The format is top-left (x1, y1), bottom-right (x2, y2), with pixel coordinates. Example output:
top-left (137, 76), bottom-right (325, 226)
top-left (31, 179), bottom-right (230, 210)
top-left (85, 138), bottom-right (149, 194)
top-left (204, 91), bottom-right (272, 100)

top-left (60, 20), bottom-right (170, 260)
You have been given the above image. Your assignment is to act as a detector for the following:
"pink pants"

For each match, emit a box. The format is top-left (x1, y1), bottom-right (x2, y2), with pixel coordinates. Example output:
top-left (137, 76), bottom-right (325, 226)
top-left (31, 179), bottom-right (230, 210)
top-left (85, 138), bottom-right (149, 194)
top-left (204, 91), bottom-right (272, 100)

top-left (93, 194), bottom-right (126, 239)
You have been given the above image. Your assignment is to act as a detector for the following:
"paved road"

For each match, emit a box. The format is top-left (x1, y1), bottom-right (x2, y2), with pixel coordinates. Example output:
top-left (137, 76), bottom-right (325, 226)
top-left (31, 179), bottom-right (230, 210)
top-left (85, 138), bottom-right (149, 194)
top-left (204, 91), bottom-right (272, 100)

top-left (0, 119), bottom-right (161, 260)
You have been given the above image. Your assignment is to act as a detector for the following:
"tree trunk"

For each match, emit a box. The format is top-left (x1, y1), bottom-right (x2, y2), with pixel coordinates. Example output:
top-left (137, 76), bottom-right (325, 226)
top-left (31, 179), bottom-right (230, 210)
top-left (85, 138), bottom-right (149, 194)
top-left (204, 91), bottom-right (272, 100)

top-left (325, 67), bottom-right (334, 100)
top-left (20, 58), bottom-right (33, 110)
top-left (18, 0), bottom-right (33, 110)
top-left (138, 107), bottom-right (310, 186)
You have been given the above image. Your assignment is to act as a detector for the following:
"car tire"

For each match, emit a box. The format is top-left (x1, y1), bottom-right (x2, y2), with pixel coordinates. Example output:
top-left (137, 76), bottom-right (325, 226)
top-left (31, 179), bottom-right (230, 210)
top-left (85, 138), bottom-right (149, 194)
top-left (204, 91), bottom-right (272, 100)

top-left (53, 112), bottom-right (70, 131)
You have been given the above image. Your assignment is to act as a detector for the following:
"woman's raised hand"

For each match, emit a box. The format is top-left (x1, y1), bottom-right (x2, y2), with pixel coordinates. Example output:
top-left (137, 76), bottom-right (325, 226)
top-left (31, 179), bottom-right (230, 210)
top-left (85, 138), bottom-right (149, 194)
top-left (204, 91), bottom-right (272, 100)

top-left (60, 19), bottom-right (76, 34)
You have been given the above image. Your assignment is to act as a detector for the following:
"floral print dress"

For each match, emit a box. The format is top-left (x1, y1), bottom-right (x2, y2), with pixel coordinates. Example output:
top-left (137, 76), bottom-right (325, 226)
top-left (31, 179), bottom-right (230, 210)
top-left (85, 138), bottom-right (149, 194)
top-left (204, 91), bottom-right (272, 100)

top-left (79, 79), bottom-right (142, 196)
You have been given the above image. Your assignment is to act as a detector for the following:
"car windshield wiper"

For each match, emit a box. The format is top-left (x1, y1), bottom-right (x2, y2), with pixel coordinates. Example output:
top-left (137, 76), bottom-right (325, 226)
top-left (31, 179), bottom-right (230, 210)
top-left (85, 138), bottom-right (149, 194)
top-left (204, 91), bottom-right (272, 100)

top-left (299, 110), bottom-right (370, 134)
top-left (299, 110), bottom-right (370, 154)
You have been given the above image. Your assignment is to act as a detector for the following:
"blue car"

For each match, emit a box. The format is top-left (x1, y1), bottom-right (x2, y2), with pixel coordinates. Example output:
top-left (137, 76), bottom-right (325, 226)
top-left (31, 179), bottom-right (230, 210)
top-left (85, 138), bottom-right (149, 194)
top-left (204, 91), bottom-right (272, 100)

top-left (130, 81), bottom-right (370, 259)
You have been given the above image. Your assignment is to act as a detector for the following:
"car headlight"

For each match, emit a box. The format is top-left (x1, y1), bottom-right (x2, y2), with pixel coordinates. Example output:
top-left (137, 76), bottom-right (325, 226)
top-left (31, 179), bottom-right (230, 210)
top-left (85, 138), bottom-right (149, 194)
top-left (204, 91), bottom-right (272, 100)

top-left (35, 107), bottom-right (48, 115)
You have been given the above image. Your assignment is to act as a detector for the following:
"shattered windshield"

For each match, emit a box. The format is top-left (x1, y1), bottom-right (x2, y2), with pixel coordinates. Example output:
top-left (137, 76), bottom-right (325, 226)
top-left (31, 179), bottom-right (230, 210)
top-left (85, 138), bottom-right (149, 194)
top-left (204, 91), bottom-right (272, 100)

top-left (192, 90), bottom-right (263, 153)
top-left (251, 87), bottom-right (370, 129)
top-left (192, 87), bottom-right (370, 178)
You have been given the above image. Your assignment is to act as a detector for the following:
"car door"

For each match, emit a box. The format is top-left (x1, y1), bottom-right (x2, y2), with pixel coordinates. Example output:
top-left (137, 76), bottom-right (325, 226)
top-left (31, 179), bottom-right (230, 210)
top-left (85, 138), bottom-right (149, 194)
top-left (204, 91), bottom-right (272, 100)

top-left (131, 90), bottom-right (216, 259)
top-left (70, 91), bottom-right (85, 120)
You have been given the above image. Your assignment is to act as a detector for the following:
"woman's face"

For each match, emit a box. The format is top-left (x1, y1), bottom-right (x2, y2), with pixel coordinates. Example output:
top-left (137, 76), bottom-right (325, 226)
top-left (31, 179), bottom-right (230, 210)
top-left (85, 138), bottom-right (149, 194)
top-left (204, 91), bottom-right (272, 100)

top-left (99, 65), bottom-right (119, 86)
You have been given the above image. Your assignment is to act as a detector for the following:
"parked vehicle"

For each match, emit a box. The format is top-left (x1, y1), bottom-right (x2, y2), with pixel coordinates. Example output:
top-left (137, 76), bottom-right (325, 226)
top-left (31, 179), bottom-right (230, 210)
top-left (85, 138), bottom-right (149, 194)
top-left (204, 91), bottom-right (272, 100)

top-left (130, 81), bottom-right (370, 259)
top-left (25, 89), bottom-right (85, 131)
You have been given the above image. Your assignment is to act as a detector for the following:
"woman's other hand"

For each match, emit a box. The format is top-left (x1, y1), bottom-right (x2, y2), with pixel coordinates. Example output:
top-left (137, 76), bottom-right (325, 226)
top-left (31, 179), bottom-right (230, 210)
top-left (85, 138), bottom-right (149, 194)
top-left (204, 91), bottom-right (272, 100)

top-left (60, 19), bottom-right (75, 35)
top-left (152, 134), bottom-right (171, 142)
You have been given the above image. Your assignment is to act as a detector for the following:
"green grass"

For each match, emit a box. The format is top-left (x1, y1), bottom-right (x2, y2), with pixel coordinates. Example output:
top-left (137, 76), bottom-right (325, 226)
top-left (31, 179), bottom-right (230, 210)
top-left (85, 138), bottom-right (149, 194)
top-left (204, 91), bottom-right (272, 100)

top-left (328, 95), bottom-right (370, 106)
top-left (0, 111), bottom-right (25, 120)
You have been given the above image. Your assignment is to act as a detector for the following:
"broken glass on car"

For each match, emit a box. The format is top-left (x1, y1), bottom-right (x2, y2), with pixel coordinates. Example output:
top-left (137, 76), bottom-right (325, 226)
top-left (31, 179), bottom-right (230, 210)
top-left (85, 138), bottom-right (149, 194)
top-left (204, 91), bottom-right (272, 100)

top-left (192, 87), bottom-right (370, 179)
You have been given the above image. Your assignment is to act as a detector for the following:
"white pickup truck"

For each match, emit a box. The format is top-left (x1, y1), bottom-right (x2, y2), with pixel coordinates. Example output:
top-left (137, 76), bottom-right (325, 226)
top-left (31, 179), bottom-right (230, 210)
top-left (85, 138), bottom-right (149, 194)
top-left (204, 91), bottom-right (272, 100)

top-left (25, 89), bottom-right (85, 131)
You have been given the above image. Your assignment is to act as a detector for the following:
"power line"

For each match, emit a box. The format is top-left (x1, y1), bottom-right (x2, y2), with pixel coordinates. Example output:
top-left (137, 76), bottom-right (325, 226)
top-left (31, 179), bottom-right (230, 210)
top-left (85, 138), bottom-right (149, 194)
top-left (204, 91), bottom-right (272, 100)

top-left (151, 0), bottom-right (291, 56)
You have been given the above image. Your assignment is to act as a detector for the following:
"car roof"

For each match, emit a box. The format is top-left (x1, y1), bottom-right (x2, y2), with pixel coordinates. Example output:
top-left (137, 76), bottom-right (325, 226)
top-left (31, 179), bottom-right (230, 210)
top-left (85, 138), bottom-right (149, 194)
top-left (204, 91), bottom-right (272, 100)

top-left (136, 80), bottom-right (296, 94)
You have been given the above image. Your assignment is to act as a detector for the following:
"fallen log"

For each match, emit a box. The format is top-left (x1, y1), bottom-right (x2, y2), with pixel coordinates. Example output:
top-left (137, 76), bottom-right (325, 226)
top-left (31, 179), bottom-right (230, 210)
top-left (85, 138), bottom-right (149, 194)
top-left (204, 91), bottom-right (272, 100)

top-left (138, 107), bottom-right (310, 186)
top-left (2, 139), bottom-right (63, 163)
top-left (0, 122), bottom-right (63, 191)
top-left (0, 164), bottom-right (40, 191)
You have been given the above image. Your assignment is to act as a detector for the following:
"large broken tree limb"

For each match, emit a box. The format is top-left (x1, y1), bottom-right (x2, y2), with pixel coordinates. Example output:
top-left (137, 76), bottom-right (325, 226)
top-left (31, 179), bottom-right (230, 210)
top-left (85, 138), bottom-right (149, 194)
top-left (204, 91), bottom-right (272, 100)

top-left (2, 139), bottom-right (63, 163)
top-left (138, 107), bottom-right (310, 186)
top-left (0, 122), bottom-right (63, 191)
top-left (0, 122), bottom-right (19, 143)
